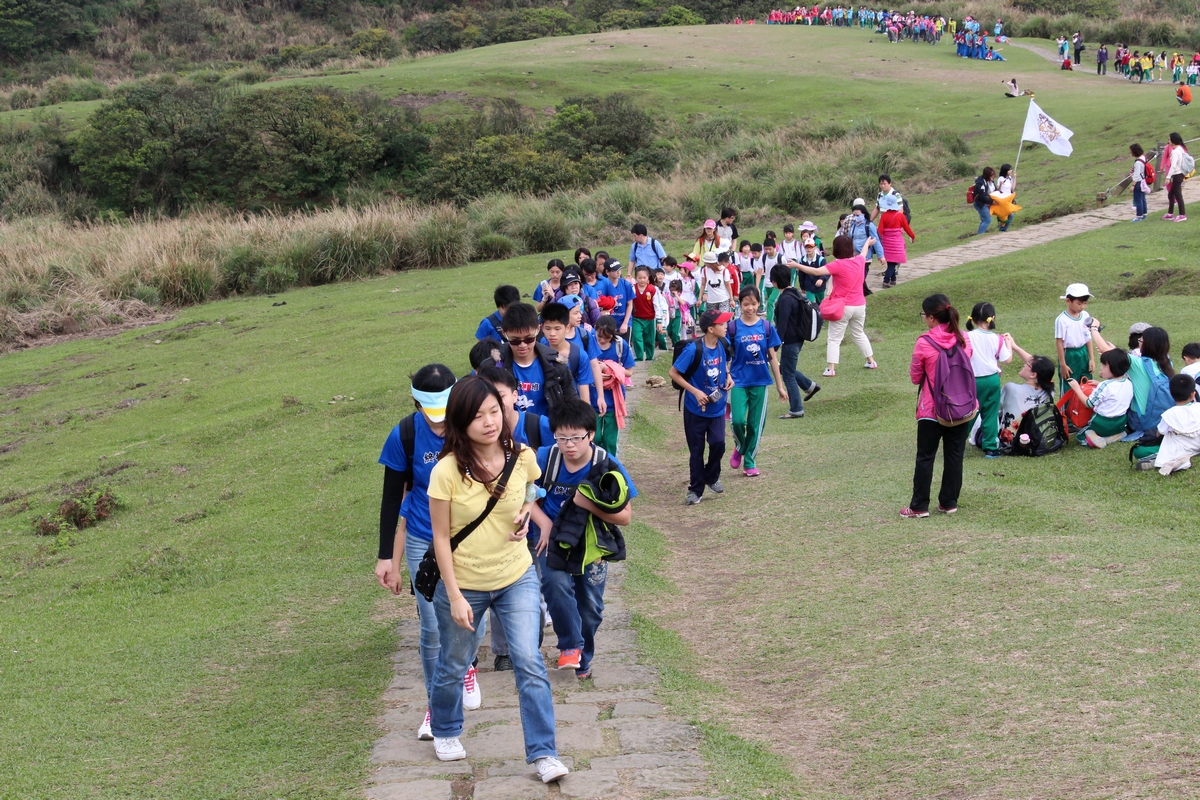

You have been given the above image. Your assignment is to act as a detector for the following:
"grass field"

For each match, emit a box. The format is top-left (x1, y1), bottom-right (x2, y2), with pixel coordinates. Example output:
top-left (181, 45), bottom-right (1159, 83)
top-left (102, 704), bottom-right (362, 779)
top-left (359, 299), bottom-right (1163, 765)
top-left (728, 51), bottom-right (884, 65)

top-left (4, 23), bottom-right (1200, 800)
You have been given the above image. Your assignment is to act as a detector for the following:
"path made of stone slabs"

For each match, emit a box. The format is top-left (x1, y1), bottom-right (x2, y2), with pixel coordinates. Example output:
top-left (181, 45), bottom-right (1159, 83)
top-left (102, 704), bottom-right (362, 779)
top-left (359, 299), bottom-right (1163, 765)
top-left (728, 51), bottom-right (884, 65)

top-left (367, 561), bottom-right (713, 800)
top-left (869, 176), bottom-right (1200, 291)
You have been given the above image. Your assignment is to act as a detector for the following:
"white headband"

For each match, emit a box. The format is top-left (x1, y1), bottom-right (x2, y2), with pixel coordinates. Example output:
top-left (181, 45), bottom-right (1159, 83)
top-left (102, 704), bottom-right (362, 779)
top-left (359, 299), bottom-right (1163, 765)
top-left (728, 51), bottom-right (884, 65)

top-left (412, 385), bottom-right (452, 422)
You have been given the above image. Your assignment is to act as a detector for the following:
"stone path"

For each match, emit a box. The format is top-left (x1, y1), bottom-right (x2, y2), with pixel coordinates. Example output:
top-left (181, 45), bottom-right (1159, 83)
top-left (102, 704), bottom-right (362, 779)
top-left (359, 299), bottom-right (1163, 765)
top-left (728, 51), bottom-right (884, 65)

top-left (367, 560), bottom-right (713, 800)
top-left (870, 177), bottom-right (1200, 291)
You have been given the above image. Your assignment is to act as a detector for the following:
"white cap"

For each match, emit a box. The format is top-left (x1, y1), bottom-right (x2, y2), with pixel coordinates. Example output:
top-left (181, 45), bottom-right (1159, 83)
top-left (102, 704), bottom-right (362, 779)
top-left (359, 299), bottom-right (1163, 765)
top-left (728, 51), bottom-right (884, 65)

top-left (852, 197), bottom-right (867, 208)
top-left (701, 251), bottom-right (719, 264)
top-left (1061, 283), bottom-right (1092, 299)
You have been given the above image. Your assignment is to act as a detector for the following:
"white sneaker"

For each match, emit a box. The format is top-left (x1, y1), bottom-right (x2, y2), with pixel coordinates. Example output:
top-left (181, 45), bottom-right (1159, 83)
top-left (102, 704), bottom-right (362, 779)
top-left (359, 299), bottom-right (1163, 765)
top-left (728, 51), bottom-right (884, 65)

top-left (434, 736), bottom-right (466, 761)
top-left (543, 609), bottom-right (553, 628)
top-left (417, 709), bottom-right (433, 741)
top-left (535, 756), bottom-right (569, 783)
top-left (462, 664), bottom-right (481, 710)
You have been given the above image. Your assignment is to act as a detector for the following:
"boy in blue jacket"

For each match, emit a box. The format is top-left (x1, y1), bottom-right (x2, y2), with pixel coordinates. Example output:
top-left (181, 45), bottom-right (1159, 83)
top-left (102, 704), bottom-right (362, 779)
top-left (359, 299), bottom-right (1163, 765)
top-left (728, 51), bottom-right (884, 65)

top-left (535, 398), bottom-right (637, 679)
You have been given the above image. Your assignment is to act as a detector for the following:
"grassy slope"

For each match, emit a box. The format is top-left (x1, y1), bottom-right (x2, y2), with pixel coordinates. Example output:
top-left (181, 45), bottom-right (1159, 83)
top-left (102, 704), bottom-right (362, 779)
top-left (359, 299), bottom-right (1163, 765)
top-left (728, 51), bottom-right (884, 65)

top-left (2, 27), bottom-right (1193, 256)
top-left (622, 220), bottom-right (1200, 798)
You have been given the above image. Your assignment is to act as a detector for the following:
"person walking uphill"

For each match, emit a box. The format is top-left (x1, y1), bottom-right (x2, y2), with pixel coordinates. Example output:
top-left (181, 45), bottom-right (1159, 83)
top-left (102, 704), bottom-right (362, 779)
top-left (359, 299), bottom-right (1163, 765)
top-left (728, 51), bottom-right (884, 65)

top-left (902, 295), bottom-right (978, 519)
top-left (670, 309), bottom-right (734, 506)
top-left (972, 167), bottom-right (997, 235)
top-left (792, 235), bottom-right (879, 377)
top-left (727, 286), bottom-right (787, 478)
top-left (876, 194), bottom-right (914, 287)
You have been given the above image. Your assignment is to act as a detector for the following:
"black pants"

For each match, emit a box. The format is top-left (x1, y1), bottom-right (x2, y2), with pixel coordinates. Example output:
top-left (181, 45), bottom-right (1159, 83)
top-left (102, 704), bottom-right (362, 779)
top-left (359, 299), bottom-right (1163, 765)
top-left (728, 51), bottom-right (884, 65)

top-left (1168, 174), bottom-right (1186, 216)
top-left (910, 419), bottom-right (970, 512)
top-left (1074, 48), bottom-right (1082, 64)
top-left (1097, 62), bottom-right (1106, 75)
top-left (683, 409), bottom-right (725, 496)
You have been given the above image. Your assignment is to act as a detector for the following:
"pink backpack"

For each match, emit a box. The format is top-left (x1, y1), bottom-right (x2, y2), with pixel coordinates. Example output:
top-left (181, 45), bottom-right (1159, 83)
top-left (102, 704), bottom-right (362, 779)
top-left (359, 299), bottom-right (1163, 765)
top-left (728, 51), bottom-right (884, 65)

top-left (921, 334), bottom-right (978, 426)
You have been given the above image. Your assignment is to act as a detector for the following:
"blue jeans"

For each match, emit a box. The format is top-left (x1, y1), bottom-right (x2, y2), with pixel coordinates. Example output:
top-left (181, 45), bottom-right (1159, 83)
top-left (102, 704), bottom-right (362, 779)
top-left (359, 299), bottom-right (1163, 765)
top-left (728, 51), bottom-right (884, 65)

top-left (779, 342), bottom-right (815, 414)
top-left (542, 560), bottom-right (607, 674)
top-left (489, 539), bottom-right (544, 656)
top-left (1133, 185), bottom-right (1147, 217)
top-left (431, 566), bottom-right (557, 762)
top-left (975, 202), bottom-right (992, 234)
top-left (404, 531), bottom-right (440, 700)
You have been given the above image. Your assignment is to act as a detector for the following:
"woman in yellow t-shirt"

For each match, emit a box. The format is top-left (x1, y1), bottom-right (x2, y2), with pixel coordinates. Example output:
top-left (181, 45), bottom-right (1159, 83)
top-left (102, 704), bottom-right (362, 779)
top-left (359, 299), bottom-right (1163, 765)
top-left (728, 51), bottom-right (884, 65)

top-left (426, 376), bottom-right (569, 783)
top-left (688, 219), bottom-right (728, 261)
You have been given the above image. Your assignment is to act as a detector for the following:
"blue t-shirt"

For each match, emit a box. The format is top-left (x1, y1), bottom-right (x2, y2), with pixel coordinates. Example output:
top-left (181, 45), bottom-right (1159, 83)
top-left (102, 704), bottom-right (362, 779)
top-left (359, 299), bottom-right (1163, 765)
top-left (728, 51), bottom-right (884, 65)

top-left (581, 282), bottom-right (601, 302)
top-left (475, 313), bottom-right (504, 342)
top-left (513, 410), bottom-right (553, 449)
top-left (535, 445), bottom-right (638, 525)
top-left (538, 338), bottom-right (595, 389)
top-left (728, 318), bottom-right (782, 388)
top-left (533, 282), bottom-right (561, 305)
top-left (594, 337), bottom-right (635, 410)
top-left (378, 414), bottom-right (444, 542)
top-left (628, 239), bottom-right (666, 269)
top-left (512, 359), bottom-right (548, 416)
top-left (599, 278), bottom-right (635, 320)
top-left (672, 340), bottom-right (728, 418)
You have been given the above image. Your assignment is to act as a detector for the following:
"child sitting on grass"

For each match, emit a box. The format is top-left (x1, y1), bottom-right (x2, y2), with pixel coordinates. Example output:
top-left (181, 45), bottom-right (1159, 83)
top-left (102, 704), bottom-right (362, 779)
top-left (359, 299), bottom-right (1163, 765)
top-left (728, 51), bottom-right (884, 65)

top-left (535, 398), bottom-right (637, 679)
top-left (1152, 374), bottom-right (1200, 474)
top-left (998, 334), bottom-right (1057, 450)
top-left (1066, 348), bottom-right (1133, 448)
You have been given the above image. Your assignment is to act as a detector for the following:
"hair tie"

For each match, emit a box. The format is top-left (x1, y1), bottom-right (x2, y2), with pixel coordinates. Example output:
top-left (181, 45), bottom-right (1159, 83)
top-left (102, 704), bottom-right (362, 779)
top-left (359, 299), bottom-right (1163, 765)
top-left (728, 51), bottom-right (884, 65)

top-left (412, 385), bottom-right (452, 422)
top-left (986, 316), bottom-right (995, 323)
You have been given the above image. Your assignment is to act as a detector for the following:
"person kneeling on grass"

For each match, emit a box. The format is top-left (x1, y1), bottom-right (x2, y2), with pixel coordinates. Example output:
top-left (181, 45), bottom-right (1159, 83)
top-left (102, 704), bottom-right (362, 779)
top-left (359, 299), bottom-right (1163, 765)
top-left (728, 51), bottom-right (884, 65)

top-left (1065, 347), bottom-right (1133, 448)
top-left (534, 398), bottom-right (637, 679)
top-left (670, 309), bottom-right (734, 506)
top-left (1153, 374), bottom-right (1200, 474)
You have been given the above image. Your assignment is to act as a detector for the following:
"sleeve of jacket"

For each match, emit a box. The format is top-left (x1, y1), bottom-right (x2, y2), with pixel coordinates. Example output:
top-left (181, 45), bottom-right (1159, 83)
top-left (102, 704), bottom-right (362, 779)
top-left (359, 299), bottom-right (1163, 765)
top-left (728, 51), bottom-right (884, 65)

top-left (868, 223), bottom-right (885, 259)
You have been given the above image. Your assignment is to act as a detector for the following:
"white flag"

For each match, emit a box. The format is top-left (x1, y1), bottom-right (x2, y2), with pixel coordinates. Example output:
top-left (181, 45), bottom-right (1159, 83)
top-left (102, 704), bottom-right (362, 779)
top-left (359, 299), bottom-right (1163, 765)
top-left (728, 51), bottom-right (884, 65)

top-left (1021, 100), bottom-right (1074, 157)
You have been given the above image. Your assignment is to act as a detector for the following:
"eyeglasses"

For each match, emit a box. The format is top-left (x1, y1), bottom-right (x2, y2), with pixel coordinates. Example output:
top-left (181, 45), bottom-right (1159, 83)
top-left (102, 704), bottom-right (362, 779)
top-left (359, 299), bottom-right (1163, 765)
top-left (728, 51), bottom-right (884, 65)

top-left (553, 434), bottom-right (590, 445)
top-left (508, 335), bottom-right (537, 346)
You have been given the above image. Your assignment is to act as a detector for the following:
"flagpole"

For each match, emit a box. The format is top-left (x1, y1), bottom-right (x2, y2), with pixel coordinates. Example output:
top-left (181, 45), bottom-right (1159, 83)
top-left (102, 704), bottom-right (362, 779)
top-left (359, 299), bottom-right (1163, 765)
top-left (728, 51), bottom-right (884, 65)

top-left (1013, 98), bottom-right (1030, 175)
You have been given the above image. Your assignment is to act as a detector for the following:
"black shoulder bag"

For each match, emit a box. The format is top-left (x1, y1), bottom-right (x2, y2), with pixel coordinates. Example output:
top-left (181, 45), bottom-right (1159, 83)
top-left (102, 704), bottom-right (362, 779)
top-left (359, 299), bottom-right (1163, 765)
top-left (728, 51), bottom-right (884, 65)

top-left (413, 453), bottom-right (519, 602)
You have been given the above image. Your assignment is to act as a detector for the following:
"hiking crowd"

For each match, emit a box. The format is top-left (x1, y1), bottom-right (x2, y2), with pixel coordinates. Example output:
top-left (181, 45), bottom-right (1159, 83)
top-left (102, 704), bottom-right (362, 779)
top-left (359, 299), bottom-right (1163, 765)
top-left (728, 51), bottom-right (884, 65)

top-left (370, 154), bottom-right (1200, 779)
top-left (764, 8), bottom-right (1012, 60)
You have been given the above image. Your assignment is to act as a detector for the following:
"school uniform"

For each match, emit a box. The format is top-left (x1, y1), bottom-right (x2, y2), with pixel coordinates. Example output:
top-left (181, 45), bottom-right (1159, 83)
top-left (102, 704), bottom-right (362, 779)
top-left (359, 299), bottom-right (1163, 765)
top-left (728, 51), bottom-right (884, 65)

top-left (966, 329), bottom-right (1010, 452)
top-left (593, 337), bottom-right (634, 454)
top-left (727, 317), bottom-right (782, 472)
top-left (630, 284), bottom-right (658, 362)
top-left (1082, 376), bottom-right (1133, 438)
top-left (758, 251), bottom-right (786, 320)
top-left (1154, 402), bottom-right (1200, 474)
top-left (1055, 310), bottom-right (1093, 393)
top-left (673, 339), bottom-right (729, 497)
top-left (599, 277), bottom-right (636, 339)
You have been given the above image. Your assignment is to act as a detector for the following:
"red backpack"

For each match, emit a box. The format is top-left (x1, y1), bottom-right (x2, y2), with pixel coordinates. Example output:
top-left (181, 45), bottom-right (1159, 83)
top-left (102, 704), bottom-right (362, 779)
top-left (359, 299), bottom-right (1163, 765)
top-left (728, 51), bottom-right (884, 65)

top-left (1141, 157), bottom-right (1156, 185)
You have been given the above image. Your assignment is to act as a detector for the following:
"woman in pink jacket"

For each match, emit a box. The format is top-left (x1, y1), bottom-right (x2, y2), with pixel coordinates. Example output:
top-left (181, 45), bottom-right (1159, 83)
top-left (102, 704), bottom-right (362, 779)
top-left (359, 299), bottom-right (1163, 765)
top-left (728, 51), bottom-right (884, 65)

top-left (902, 294), bottom-right (977, 519)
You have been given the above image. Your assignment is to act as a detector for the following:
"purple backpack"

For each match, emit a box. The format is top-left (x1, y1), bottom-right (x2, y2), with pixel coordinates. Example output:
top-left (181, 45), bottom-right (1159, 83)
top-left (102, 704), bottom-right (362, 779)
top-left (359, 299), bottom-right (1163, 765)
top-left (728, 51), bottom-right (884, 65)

top-left (921, 334), bottom-right (978, 426)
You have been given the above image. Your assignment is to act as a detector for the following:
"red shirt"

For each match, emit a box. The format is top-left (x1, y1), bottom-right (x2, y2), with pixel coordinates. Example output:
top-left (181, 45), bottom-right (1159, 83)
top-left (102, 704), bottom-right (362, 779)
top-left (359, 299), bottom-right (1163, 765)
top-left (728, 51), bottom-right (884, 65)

top-left (632, 284), bottom-right (657, 319)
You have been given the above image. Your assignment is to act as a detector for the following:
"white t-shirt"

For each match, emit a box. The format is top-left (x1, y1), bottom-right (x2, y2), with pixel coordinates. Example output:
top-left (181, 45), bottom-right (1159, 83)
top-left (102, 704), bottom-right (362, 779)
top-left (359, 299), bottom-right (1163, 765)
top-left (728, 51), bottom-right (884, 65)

top-left (996, 176), bottom-right (1014, 195)
top-left (1087, 376), bottom-right (1134, 418)
top-left (1054, 310), bottom-right (1093, 349)
top-left (1181, 361), bottom-right (1200, 379)
top-left (778, 238), bottom-right (803, 263)
top-left (966, 329), bottom-right (1010, 377)
top-left (734, 253), bottom-right (757, 275)
top-left (1000, 382), bottom-right (1050, 421)
top-left (700, 267), bottom-right (730, 304)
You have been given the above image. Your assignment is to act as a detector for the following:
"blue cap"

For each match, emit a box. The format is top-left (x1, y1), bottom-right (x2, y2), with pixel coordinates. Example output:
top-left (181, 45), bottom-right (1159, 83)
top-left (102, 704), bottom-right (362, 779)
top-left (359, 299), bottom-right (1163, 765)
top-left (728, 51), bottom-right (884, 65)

top-left (558, 294), bottom-right (584, 312)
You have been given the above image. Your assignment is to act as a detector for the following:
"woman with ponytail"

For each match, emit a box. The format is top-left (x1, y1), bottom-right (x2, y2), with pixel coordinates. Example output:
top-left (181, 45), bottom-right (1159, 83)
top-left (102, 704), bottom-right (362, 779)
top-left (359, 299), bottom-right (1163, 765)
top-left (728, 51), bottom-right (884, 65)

top-left (903, 294), bottom-right (976, 519)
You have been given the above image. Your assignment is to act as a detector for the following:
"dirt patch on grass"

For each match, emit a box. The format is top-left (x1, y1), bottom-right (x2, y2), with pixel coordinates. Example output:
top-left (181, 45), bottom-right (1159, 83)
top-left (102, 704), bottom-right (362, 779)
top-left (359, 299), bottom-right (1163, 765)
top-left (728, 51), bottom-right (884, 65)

top-left (390, 91), bottom-right (468, 110)
top-left (1118, 268), bottom-right (1200, 299)
top-left (5, 383), bottom-right (48, 398)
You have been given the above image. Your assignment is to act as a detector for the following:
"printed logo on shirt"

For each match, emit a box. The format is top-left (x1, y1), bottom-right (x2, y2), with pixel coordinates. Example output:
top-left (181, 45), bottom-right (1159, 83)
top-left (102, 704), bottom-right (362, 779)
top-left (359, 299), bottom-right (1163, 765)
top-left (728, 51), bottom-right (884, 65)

top-left (422, 451), bottom-right (438, 465)
top-left (515, 383), bottom-right (539, 411)
top-left (551, 484), bottom-right (573, 498)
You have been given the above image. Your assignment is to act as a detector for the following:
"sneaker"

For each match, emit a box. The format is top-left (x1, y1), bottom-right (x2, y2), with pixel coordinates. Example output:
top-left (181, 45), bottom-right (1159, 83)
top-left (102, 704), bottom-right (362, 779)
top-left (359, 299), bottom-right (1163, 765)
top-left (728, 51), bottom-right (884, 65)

top-left (803, 383), bottom-right (822, 402)
top-left (1084, 429), bottom-right (1108, 449)
top-left (493, 654), bottom-right (512, 672)
top-left (937, 504), bottom-right (958, 514)
top-left (462, 665), bottom-right (481, 710)
top-left (1163, 213), bottom-right (1176, 220)
top-left (557, 649), bottom-right (582, 670)
top-left (779, 411), bottom-right (804, 419)
top-left (575, 668), bottom-right (592, 679)
top-left (984, 450), bottom-right (1001, 459)
top-left (418, 709), bottom-right (433, 741)
top-left (899, 507), bottom-right (930, 519)
top-left (535, 756), bottom-right (570, 783)
top-left (707, 480), bottom-right (725, 494)
top-left (1176, 215), bottom-right (1188, 222)
top-left (730, 449), bottom-right (742, 469)
top-left (434, 736), bottom-right (466, 762)
top-left (685, 491), bottom-right (702, 505)
top-left (822, 368), bottom-right (836, 377)
top-left (864, 360), bottom-right (878, 369)
top-left (744, 468), bottom-right (760, 477)
top-left (543, 609), bottom-right (553, 628)
top-left (1132, 216), bottom-right (1146, 222)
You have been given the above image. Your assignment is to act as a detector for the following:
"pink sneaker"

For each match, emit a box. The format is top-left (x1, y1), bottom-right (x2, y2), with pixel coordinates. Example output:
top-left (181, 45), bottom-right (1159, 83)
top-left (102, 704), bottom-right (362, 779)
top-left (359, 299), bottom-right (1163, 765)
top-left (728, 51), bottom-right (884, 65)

top-left (1163, 213), bottom-right (1176, 220)
top-left (730, 449), bottom-right (742, 469)
top-left (899, 507), bottom-right (930, 519)
top-left (1176, 215), bottom-right (1188, 222)
top-left (743, 468), bottom-right (760, 477)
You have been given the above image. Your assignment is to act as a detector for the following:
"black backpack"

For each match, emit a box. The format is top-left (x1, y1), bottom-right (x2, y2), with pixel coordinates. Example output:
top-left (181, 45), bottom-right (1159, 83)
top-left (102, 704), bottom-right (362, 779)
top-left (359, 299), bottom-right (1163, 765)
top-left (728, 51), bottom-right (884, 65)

top-left (521, 411), bottom-right (545, 449)
top-left (779, 287), bottom-right (823, 342)
top-left (397, 413), bottom-right (420, 490)
top-left (486, 342), bottom-right (577, 413)
top-left (670, 337), bottom-right (733, 410)
top-left (1007, 400), bottom-right (1067, 456)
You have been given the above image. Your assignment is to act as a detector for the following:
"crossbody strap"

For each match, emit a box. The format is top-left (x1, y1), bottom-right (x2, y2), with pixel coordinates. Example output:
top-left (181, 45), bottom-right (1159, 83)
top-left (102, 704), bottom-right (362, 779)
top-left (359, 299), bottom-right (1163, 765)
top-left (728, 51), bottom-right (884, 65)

top-left (449, 451), bottom-right (519, 552)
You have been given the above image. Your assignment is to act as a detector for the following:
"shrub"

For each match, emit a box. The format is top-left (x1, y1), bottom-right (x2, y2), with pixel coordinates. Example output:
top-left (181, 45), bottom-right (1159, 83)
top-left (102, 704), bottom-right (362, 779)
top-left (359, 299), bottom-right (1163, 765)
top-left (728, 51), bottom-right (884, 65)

top-left (310, 228), bottom-right (391, 283)
top-left (411, 206), bottom-right (471, 268)
top-left (155, 259), bottom-right (214, 306)
top-left (38, 77), bottom-right (106, 106)
top-left (219, 245), bottom-right (266, 295)
top-left (625, 146), bottom-right (678, 177)
top-left (348, 28), bottom-right (400, 59)
top-left (658, 5), bottom-right (706, 26)
top-left (598, 9), bottom-right (646, 30)
top-left (255, 263), bottom-right (297, 293)
top-left (510, 207), bottom-right (571, 253)
top-left (8, 88), bottom-right (38, 109)
top-left (472, 233), bottom-right (517, 261)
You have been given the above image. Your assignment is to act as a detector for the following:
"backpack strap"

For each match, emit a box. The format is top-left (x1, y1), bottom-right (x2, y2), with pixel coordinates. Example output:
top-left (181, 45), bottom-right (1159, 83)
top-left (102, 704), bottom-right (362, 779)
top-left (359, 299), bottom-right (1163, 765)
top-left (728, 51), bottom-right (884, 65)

top-left (398, 413), bottom-right (417, 490)
top-left (523, 412), bottom-right (542, 449)
top-left (542, 445), bottom-right (565, 499)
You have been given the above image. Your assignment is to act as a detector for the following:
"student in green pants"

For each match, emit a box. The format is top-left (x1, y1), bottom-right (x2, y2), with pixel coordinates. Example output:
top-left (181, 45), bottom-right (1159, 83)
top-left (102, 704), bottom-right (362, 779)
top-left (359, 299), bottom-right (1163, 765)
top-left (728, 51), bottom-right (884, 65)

top-left (1055, 284), bottom-right (1095, 395)
top-left (965, 303), bottom-right (1012, 458)
top-left (630, 266), bottom-right (659, 361)
top-left (726, 285), bottom-right (787, 478)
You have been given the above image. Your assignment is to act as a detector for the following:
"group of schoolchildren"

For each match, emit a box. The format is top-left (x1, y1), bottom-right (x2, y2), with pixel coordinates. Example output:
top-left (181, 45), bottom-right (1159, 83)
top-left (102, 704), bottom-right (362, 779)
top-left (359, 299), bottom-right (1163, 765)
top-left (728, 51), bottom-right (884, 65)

top-left (1093, 46), bottom-right (1200, 84)
top-left (957, 282), bottom-right (1200, 475)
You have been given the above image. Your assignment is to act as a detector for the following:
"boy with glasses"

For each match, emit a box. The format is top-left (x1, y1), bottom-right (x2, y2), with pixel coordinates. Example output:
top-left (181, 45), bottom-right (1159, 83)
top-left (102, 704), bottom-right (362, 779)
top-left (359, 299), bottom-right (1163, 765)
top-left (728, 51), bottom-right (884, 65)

top-left (479, 302), bottom-right (577, 416)
top-left (533, 398), bottom-right (637, 678)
